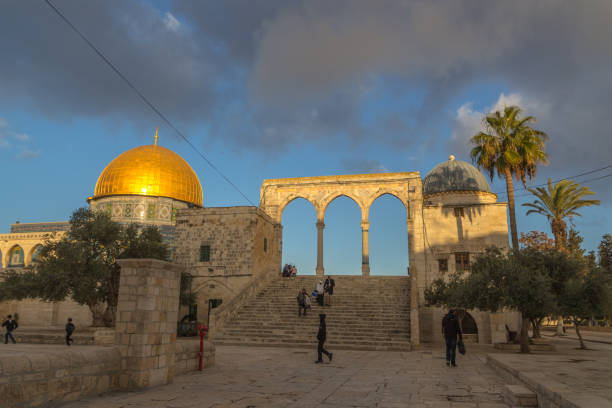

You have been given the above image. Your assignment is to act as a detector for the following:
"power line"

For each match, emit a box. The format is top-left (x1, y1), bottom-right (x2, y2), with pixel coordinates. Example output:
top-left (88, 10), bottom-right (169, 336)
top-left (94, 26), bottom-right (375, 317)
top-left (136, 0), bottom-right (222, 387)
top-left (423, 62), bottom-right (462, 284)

top-left (494, 164), bottom-right (612, 197)
top-left (43, 0), bottom-right (256, 206)
top-left (511, 172), bottom-right (612, 201)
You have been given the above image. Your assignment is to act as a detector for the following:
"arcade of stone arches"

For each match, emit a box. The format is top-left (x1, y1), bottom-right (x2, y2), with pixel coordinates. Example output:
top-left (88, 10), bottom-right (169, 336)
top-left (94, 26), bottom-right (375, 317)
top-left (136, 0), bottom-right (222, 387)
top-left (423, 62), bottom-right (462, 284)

top-left (260, 172), bottom-right (421, 277)
top-left (0, 233), bottom-right (51, 268)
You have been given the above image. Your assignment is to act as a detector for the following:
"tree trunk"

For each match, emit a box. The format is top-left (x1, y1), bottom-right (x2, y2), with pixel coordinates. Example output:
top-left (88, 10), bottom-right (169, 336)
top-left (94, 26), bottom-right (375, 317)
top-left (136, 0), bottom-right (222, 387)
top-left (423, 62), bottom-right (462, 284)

top-left (556, 316), bottom-right (566, 336)
top-left (574, 320), bottom-right (587, 349)
top-left (504, 168), bottom-right (519, 250)
top-left (520, 312), bottom-right (530, 353)
top-left (551, 218), bottom-right (567, 251)
top-left (530, 317), bottom-right (542, 338)
top-left (89, 302), bottom-right (106, 327)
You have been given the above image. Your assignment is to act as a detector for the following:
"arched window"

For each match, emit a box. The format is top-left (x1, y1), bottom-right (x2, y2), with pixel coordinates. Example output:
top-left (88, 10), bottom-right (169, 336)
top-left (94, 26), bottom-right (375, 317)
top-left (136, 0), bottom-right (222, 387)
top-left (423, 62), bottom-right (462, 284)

top-left (31, 245), bottom-right (43, 264)
top-left (7, 245), bottom-right (25, 267)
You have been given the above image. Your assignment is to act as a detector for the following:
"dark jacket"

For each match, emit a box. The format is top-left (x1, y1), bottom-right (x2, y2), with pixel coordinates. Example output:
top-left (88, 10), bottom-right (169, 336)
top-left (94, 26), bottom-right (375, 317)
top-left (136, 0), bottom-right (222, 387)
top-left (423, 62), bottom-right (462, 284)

top-left (324, 278), bottom-right (335, 292)
top-left (66, 323), bottom-right (75, 335)
top-left (2, 319), bottom-right (17, 332)
top-left (317, 320), bottom-right (327, 342)
top-left (442, 313), bottom-right (462, 340)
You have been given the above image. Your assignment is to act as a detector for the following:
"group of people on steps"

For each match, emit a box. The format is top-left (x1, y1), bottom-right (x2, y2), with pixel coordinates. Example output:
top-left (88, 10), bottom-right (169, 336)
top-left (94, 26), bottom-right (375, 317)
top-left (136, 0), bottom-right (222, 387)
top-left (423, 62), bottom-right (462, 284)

top-left (296, 276), bottom-right (335, 317)
top-left (2, 314), bottom-right (76, 346)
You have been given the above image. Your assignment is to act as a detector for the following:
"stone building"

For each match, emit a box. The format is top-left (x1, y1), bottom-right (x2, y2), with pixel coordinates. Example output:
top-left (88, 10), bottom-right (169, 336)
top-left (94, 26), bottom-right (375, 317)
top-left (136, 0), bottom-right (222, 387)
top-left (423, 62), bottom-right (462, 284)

top-left (0, 132), bottom-right (517, 345)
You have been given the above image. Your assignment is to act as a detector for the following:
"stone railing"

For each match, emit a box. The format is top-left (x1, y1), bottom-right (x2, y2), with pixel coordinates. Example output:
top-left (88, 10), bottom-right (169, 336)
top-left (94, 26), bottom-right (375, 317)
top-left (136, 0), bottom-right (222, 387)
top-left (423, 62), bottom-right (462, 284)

top-left (208, 269), bottom-right (278, 339)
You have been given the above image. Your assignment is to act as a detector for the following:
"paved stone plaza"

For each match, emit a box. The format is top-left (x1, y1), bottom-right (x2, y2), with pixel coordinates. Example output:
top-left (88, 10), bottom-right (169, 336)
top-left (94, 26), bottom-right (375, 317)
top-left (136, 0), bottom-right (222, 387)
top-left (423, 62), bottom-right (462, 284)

top-left (60, 345), bottom-right (511, 408)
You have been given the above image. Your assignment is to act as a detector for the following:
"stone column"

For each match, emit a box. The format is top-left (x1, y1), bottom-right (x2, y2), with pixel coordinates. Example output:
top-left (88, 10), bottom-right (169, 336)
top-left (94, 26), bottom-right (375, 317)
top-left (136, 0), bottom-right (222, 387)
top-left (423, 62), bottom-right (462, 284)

top-left (361, 221), bottom-right (370, 276)
top-left (316, 220), bottom-right (325, 276)
top-left (115, 259), bottom-right (182, 390)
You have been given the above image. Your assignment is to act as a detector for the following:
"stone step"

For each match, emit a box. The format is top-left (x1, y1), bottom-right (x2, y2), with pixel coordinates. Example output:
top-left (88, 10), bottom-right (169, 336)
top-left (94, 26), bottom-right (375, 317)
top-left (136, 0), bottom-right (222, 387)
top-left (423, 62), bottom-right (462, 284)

top-left (213, 338), bottom-right (412, 351)
top-left (217, 276), bottom-right (412, 352)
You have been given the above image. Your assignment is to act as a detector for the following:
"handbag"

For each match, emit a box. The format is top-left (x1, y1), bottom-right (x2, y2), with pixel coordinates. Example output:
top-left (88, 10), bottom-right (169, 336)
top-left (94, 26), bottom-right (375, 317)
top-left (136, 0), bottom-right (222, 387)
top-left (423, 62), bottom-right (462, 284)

top-left (458, 338), bottom-right (466, 355)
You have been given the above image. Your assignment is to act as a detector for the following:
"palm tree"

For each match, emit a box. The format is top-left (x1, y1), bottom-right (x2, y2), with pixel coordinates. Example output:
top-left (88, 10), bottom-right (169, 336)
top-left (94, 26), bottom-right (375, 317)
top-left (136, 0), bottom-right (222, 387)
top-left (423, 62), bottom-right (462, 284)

top-left (522, 178), bottom-right (600, 250)
top-left (470, 106), bottom-right (549, 249)
top-left (522, 178), bottom-right (600, 336)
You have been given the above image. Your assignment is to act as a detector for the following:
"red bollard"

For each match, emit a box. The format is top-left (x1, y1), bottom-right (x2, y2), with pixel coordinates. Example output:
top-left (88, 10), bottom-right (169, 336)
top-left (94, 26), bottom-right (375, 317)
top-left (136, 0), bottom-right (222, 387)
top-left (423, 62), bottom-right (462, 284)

top-left (198, 324), bottom-right (208, 371)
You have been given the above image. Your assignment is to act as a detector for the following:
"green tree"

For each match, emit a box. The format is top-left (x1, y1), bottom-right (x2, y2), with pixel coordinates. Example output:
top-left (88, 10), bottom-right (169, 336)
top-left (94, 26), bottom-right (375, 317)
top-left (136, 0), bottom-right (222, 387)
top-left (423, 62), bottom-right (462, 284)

top-left (425, 247), bottom-right (581, 353)
top-left (559, 268), bottom-right (609, 349)
top-left (0, 208), bottom-right (168, 327)
top-left (567, 228), bottom-right (586, 261)
top-left (470, 106), bottom-right (549, 249)
top-left (522, 179), bottom-right (599, 250)
top-left (598, 234), bottom-right (612, 276)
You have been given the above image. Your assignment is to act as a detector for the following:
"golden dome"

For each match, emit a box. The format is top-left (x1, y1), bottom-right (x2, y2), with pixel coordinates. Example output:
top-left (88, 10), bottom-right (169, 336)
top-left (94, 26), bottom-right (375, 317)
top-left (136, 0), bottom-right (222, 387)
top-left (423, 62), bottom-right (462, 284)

top-left (92, 143), bottom-right (203, 206)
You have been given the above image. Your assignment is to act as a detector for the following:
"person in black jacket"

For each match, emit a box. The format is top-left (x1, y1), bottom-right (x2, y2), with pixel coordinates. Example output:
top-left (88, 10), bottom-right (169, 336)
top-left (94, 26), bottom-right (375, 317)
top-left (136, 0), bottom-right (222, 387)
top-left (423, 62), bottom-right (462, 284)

top-left (2, 314), bottom-right (18, 344)
top-left (442, 310), bottom-right (462, 367)
top-left (315, 314), bottom-right (333, 363)
top-left (65, 318), bottom-right (75, 346)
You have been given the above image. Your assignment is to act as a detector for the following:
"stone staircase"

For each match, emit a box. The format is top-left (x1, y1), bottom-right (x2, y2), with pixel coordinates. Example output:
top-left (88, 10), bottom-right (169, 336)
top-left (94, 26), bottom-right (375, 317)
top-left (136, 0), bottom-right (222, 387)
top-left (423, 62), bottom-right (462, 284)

top-left (213, 276), bottom-right (412, 351)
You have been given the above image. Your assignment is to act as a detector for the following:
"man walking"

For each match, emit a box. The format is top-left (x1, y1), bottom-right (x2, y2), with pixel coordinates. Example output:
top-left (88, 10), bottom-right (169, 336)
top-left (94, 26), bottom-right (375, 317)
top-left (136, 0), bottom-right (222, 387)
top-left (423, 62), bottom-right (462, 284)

top-left (2, 314), bottom-right (18, 344)
top-left (442, 310), bottom-right (462, 367)
top-left (324, 276), bottom-right (335, 306)
top-left (297, 289), bottom-right (309, 317)
top-left (315, 313), bottom-right (333, 363)
top-left (65, 318), bottom-right (75, 346)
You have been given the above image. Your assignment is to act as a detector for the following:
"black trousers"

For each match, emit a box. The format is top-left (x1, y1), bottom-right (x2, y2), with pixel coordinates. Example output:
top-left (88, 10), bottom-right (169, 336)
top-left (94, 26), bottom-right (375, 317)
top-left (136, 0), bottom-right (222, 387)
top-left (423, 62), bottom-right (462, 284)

top-left (317, 340), bottom-right (331, 361)
top-left (66, 333), bottom-right (73, 345)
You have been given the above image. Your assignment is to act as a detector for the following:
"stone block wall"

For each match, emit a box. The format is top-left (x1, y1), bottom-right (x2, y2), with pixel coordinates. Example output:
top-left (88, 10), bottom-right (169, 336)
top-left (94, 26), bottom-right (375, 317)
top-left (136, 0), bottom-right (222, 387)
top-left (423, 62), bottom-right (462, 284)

top-left (172, 206), bottom-right (281, 323)
top-left (174, 338), bottom-right (215, 375)
top-left (0, 347), bottom-right (121, 408)
top-left (115, 259), bottom-right (182, 390)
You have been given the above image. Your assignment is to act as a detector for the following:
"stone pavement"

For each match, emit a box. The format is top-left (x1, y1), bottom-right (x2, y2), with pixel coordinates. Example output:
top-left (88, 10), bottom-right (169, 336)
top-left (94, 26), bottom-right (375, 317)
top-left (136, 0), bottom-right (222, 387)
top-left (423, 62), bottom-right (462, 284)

top-left (487, 336), bottom-right (612, 407)
top-left (60, 345), bottom-right (510, 408)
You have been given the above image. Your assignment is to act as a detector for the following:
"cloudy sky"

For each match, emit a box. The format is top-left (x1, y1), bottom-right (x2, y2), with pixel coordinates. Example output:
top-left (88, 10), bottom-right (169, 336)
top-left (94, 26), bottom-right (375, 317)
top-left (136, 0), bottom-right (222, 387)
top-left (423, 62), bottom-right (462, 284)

top-left (1, 0), bottom-right (611, 274)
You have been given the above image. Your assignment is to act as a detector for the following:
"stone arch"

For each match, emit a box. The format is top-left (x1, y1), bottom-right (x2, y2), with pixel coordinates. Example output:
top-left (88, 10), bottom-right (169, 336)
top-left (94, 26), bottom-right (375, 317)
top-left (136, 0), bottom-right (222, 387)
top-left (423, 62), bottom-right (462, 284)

top-left (7, 244), bottom-right (25, 268)
top-left (367, 193), bottom-right (410, 276)
top-left (29, 244), bottom-right (44, 264)
top-left (460, 311), bottom-right (479, 343)
top-left (366, 190), bottom-right (409, 215)
top-left (279, 195), bottom-right (318, 222)
top-left (321, 193), bottom-right (364, 220)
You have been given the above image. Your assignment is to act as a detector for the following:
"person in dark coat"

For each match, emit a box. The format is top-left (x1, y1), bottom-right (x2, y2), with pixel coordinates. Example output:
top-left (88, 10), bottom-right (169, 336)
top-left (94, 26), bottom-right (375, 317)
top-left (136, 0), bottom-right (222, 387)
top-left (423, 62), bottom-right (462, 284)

top-left (442, 310), bottom-right (462, 367)
top-left (315, 313), bottom-right (333, 363)
top-left (297, 289), bottom-right (309, 317)
top-left (65, 318), bottom-right (75, 346)
top-left (2, 314), bottom-right (18, 344)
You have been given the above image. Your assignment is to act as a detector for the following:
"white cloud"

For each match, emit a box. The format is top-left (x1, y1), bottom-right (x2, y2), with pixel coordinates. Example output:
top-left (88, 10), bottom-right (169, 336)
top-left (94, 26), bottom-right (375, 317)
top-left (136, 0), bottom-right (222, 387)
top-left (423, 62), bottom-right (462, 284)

top-left (448, 92), bottom-right (551, 159)
top-left (163, 12), bottom-right (180, 32)
top-left (0, 117), bottom-right (37, 157)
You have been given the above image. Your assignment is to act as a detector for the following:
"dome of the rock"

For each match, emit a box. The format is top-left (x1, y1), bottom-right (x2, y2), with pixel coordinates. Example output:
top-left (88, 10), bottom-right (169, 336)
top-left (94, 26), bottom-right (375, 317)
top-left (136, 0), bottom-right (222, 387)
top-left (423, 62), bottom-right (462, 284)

top-left (423, 155), bottom-right (491, 197)
top-left (92, 144), bottom-right (203, 207)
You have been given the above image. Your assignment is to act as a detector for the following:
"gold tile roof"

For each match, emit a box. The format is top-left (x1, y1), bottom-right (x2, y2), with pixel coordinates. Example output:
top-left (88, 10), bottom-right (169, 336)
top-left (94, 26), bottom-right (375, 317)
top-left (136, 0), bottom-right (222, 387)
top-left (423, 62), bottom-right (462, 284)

top-left (92, 144), bottom-right (203, 206)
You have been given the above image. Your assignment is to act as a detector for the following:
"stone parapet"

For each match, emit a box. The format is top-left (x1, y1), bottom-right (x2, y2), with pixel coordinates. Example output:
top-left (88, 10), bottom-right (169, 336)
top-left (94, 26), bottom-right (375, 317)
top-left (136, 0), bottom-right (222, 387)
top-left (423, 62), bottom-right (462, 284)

top-left (115, 259), bottom-right (183, 390)
top-left (0, 346), bottom-right (121, 408)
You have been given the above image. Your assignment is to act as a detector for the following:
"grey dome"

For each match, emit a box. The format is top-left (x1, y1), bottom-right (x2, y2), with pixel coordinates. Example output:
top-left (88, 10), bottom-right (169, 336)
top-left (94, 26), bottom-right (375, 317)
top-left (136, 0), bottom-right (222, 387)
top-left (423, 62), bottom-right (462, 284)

top-left (423, 156), bottom-right (491, 195)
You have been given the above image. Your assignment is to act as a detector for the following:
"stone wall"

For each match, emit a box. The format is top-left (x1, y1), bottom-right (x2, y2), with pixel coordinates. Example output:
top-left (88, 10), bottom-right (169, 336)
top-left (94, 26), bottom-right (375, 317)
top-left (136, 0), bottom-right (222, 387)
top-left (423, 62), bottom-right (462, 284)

top-left (418, 200), bottom-right (519, 344)
top-left (115, 259), bottom-right (182, 389)
top-left (1, 341), bottom-right (214, 408)
top-left (173, 207), bottom-right (281, 324)
top-left (174, 338), bottom-right (215, 375)
top-left (0, 298), bottom-right (92, 328)
top-left (1, 346), bottom-right (121, 408)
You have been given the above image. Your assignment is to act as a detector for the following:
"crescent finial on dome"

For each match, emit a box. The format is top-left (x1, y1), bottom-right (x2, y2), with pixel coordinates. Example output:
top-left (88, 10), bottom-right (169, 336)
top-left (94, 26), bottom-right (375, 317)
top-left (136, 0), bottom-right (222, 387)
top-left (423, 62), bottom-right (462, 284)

top-left (154, 127), bottom-right (159, 146)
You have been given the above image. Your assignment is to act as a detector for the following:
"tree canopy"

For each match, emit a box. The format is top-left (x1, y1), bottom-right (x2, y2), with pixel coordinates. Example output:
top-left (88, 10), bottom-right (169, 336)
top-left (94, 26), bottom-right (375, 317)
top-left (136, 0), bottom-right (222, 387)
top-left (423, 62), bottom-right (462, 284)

top-left (425, 246), bottom-right (584, 353)
top-left (470, 105), bottom-right (548, 249)
top-left (0, 207), bottom-right (168, 326)
top-left (523, 178), bottom-right (599, 249)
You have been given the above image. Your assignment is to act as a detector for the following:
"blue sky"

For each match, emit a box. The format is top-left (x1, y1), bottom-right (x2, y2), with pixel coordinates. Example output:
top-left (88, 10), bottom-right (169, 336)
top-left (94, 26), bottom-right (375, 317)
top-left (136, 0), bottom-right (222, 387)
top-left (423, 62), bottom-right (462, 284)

top-left (1, 1), bottom-right (611, 274)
